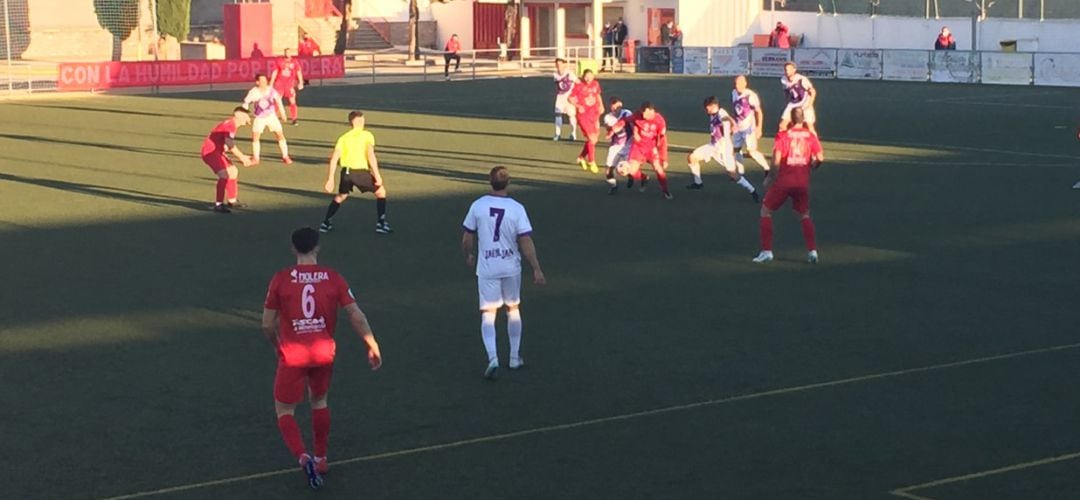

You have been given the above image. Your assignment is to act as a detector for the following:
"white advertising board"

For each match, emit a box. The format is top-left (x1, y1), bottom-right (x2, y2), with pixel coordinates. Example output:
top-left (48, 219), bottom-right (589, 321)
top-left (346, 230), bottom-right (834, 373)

top-left (750, 48), bottom-right (790, 77)
top-left (836, 49), bottom-right (882, 80)
top-left (882, 50), bottom-right (929, 82)
top-left (980, 52), bottom-right (1032, 86)
top-left (930, 51), bottom-right (979, 83)
top-left (710, 47), bottom-right (750, 76)
top-left (680, 47), bottom-right (710, 75)
top-left (1034, 53), bottom-right (1080, 87)
top-left (793, 49), bottom-right (837, 78)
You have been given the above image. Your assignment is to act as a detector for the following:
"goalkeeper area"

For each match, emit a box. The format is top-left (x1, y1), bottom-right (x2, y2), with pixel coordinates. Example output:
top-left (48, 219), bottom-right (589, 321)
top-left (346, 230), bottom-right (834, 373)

top-left (1, 75), bottom-right (1080, 499)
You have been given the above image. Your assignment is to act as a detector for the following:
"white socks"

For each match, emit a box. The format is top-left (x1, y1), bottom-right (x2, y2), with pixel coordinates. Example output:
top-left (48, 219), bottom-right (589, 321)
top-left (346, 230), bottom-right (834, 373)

top-left (507, 309), bottom-right (522, 360)
top-left (278, 139), bottom-right (289, 158)
top-left (481, 311), bottom-right (497, 363)
top-left (688, 162), bottom-right (702, 184)
top-left (736, 176), bottom-right (755, 193)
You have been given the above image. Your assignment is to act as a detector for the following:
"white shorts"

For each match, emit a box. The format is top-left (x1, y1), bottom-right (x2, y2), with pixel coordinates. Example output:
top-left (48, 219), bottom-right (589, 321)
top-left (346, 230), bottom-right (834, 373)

top-left (606, 144), bottom-right (631, 168)
top-left (781, 103), bottom-right (816, 124)
top-left (478, 274), bottom-right (521, 310)
top-left (253, 115), bottom-right (284, 134)
top-left (733, 128), bottom-right (759, 151)
top-left (555, 95), bottom-right (576, 116)
top-left (692, 140), bottom-right (736, 172)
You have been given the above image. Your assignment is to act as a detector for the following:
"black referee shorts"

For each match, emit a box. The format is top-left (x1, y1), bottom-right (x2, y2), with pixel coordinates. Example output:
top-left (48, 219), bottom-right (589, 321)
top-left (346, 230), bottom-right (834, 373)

top-left (338, 169), bottom-right (376, 194)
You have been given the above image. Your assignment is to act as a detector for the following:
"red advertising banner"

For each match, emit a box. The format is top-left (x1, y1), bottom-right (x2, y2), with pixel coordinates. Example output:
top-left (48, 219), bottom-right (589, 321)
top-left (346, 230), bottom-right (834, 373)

top-left (56, 56), bottom-right (346, 92)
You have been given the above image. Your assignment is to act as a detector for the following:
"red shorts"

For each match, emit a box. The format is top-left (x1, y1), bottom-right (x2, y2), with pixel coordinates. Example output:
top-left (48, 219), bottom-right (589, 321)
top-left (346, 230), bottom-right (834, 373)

top-left (763, 183), bottom-right (810, 213)
top-left (274, 363), bottom-right (333, 404)
top-left (275, 85), bottom-right (297, 100)
top-left (202, 153), bottom-right (230, 173)
top-left (629, 144), bottom-right (659, 164)
top-left (576, 114), bottom-right (599, 136)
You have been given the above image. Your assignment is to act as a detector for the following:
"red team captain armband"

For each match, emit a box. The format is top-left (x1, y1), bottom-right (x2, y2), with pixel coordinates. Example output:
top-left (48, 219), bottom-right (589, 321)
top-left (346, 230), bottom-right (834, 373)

top-left (265, 266), bottom-right (356, 367)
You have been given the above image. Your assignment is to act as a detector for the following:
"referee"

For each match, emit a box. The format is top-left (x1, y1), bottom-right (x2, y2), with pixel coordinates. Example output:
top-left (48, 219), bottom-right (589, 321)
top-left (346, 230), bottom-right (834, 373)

top-left (321, 111), bottom-right (393, 234)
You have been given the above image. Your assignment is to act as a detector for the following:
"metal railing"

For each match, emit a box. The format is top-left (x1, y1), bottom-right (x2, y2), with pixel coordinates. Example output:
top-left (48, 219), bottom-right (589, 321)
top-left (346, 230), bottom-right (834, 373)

top-left (1, 61), bottom-right (58, 95)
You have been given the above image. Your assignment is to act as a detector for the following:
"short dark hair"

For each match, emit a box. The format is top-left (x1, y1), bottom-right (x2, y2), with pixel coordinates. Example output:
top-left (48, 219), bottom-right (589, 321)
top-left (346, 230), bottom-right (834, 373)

top-left (703, 96), bottom-right (719, 107)
top-left (609, 96), bottom-right (622, 105)
top-left (348, 110), bottom-right (364, 123)
top-left (232, 106), bottom-right (249, 115)
top-left (490, 166), bottom-right (510, 191)
top-left (784, 62), bottom-right (796, 69)
top-left (790, 107), bottom-right (805, 125)
top-left (555, 58), bottom-right (567, 64)
top-left (582, 69), bottom-right (594, 77)
top-left (639, 101), bottom-right (655, 112)
top-left (291, 227), bottom-right (320, 254)
top-left (255, 73), bottom-right (267, 81)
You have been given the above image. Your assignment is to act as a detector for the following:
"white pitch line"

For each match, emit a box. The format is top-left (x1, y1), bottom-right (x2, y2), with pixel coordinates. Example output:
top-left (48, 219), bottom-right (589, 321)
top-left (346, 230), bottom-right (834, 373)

top-left (98, 341), bottom-right (1080, 500)
top-left (889, 451), bottom-right (1080, 499)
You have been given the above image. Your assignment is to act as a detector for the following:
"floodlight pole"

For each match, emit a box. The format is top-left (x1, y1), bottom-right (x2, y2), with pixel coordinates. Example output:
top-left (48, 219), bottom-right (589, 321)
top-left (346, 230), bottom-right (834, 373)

top-left (1019, 0), bottom-right (1023, 19)
top-left (3, 0), bottom-right (13, 94)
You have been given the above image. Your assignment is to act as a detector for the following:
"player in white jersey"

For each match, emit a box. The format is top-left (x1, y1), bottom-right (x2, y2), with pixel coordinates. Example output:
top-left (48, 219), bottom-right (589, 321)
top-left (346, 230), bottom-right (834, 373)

top-left (779, 62), bottom-right (817, 136)
top-left (552, 58), bottom-right (579, 141)
top-left (461, 166), bottom-right (546, 380)
top-left (243, 73), bottom-right (292, 165)
top-left (602, 96), bottom-right (634, 195)
top-left (686, 96), bottom-right (759, 202)
top-left (731, 75), bottom-right (772, 175)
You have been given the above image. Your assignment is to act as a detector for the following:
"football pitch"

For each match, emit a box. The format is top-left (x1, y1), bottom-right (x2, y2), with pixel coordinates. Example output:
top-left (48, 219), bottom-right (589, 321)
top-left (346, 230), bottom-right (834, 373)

top-left (2, 75), bottom-right (1080, 500)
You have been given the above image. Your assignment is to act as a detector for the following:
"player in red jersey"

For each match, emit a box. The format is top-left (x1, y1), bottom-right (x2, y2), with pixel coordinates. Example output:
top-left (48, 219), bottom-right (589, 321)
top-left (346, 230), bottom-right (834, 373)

top-left (200, 106), bottom-right (253, 213)
top-left (262, 227), bottom-right (382, 489)
top-left (270, 49), bottom-right (305, 126)
top-left (568, 69), bottom-right (604, 173)
top-left (622, 102), bottom-right (672, 199)
top-left (754, 107), bottom-right (824, 264)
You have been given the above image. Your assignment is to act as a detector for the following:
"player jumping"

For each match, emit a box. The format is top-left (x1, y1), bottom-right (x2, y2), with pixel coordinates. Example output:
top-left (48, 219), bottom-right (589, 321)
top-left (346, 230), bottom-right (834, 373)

top-left (461, 166), bottom-right (546, 380)
top-left (686, 97), bottom-right (759, 201)
top-left (732, 75), bottom-right (771, 175)
top-left (200, 106), bottom-right (253, 213)
top-left (243, 73), bottom-right (293, 165)
top-left (754, 108), bottom-right (825, 264)
top-left (553, 58), bottom-right (578, 141)
top-left (270, 48), bottom-right (305, 126)
top-left (262, 227), bottom-right (382, 489)
top-left (569, 69), bottom-right (604, 173)
top-left (321, 111), bottom-right (393, 235)
top-left (602, 96), bottom-right (634, 195)
top-left (779, 62), bottom-right (817, 136)
top-left (623, 102), bottom-right (672, 199)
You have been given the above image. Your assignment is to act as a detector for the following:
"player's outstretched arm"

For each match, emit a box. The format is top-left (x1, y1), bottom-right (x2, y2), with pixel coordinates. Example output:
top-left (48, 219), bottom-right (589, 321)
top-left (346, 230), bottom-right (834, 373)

top-left (325, 147), bottom-right (342, 193)
top-left (344, 303), bottom-right (382, 370)
top-left (461, 231), bottom-right (476, 268)
top-left (261, 308), bottom-right (280, 348)
top-left (518, 235), bottom-right (546, 285)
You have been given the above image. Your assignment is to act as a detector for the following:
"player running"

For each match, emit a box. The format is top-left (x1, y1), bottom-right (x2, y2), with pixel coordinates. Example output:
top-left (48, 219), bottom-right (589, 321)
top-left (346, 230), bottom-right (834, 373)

top-left (243, 73), bottom-right (293, 165)
top-left (320, 111), bottom-right (393, 235)
top-left (621, 102), bottom-right (672, 199)
top-left (568, 69), bottom-right (604, 173)
top-left (779, 62), bottom-right (817, 136)
top-left (461, 166), bottom-right (546, 380)
top-left (686, 97), bottom-right (759, 201)
top-left (270, 48), bottom-right (305, 126)
top-left (602, 96), bottom-right (634, 195)
top-left (200, 106), bottom-right (253, 213)
top-left (754, 108), bottom-right (824, 264)
top-left (553, 58), bottom-right (578, 141)
top-left (732, 75), bottom-right (771, 174)
top-left (262, 227), bottom-right (382, 489)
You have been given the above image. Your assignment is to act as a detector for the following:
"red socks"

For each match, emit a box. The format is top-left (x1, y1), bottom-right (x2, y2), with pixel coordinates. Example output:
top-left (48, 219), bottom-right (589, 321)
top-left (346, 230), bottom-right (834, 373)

top-left (288, 100), bottom-right (298, 121)
top-left (801, 217), bottom-right (817, 251)
top-left (312, 408), bottom-right (330, 458)
top-left (226, 178), bottom-right (238, 201)
top-left (215, 178), bottom-right (227, 204)
top-left (760, 217), bottom-right (774, 251)
top-left (655, 169), bottom-right (669, 193)
top-left (277, 415), bottom-right (307, 459)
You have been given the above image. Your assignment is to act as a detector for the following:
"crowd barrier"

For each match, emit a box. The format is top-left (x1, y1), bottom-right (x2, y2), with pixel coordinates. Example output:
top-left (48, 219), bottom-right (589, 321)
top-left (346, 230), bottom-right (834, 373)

top-left (639, 46), bottom-right (1080, 87)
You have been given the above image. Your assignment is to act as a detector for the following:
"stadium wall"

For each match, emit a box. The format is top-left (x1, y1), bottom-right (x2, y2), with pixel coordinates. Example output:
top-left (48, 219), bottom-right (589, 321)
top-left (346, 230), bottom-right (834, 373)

top-left (756, 11), bottom-right (1080, 53)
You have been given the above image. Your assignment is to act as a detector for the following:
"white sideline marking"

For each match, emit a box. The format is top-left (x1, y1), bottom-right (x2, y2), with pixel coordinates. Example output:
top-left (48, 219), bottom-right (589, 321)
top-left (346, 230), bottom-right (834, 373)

top-left (889, 451), bottom-right (1080, 500)
top-left (98, 341), bottom-right (1080, 500)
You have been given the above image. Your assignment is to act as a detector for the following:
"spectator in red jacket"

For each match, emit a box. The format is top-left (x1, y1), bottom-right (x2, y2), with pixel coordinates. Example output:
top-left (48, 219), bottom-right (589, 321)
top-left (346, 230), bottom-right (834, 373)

top-left (444, 34), bottom-right (462, 81)
top-left (298, 33), bottom-right (322, 57)
top-left (770, 22), bottom-right (791, 49)
top-left (935, 27), bottom-right (956, 50)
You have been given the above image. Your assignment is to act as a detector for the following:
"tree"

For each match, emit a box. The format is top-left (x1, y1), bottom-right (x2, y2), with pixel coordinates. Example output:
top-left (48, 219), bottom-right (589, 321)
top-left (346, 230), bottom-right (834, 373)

top-left (335, 0), bottom-right (352, 56)
top-left (503, 0), bottom-right (520, 59)
top-left (94, 0), bottom-right (140, 61)
top-left (156, 0), bottom-right (191, 41)
top-left (406, 0), bottom-right (454, 62)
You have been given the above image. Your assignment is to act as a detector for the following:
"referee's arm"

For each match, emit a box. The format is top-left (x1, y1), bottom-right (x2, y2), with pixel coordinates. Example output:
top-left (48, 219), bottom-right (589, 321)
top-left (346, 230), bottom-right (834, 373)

top-left (367, 143), bottom-right (382, 186)
top-left (325, 144), bottom-right (343, 193)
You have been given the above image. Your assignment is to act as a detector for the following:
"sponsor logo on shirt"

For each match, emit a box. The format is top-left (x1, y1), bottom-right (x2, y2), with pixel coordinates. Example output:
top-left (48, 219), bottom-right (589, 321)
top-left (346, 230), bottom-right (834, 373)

top-left (484, 248), bottom-right (516, 260)
top-left (292, 317), bottom-right (327, 334)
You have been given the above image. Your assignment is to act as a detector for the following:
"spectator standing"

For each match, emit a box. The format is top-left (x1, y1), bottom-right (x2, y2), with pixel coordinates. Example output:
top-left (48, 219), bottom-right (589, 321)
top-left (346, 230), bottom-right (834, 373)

top-left (770, 22), bottom-right (791, 49)
top-left (614, 19), bottom-right (628, 61)
top-left (298, 33), bottom-right (322, 57)
top-left (444, 34), bottom-right (462, 81)
top-left (935, 27), bottom-right (956, 50)
top-left (669, 23), bottom-right (682, 47)
top-left (660, 20), bottom-right (673, 46)
top-left (602, 23), bottom-right (615, 70)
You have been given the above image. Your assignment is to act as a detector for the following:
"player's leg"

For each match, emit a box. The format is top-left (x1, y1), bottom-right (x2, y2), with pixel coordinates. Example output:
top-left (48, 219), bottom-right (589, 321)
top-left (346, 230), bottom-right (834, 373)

top-left (568, 107), bottom-right (578, 140)
top-left (373, 181), bottom-right (392, 234)
top-left (225, 165), bottom-right (245, 207)
top-left (274, 365), bottom-right (320, 488)
top-left (478, 278), bottom-right (503, 379)
top-left (651, 155), bottom-right (671, 198)
top-left (754, 188), bottom-right (787, 262)
top-left (270, 119), bottom-right (291, 164)
top-left (805, 107), bottom-right (818, 136)
top-left (779, 104), bottom-right (794, 132)
top-left (792, 187), bottom-right (817, 262)
top-left (720, 141), bottom-right (758, 201)
top-left (554, 104), bottom-right (564, 140)
top-left (320, 171), bottom-right (352, 232)
top-left (503, 275), bottom-right (524, 369)
top-left (743, 130), bottom-right (771, 173)
top-left (205, 154), bottom-right (231, 212)
top-left (687, 145), bottom-right (709, 189)
top-left (604, 146), bottom-right (622, 193)
top-left (251, 130), bottom-right (263, 163)
top-left (307, 365), bottom-right (333, 475)
top-left (586, 122), bottom-right (600, 172)
top-left (287, 93), bottom-right (299, 124)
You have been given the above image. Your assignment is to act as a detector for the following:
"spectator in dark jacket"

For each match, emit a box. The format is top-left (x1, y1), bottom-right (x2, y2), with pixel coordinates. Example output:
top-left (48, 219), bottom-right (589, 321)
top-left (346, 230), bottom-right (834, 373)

top-left (935, 27), bottom-right (956, 50)
top-left (613, 18), bottom-right (628, 59)
top-left (602, 23), bottom-right (615, 70)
